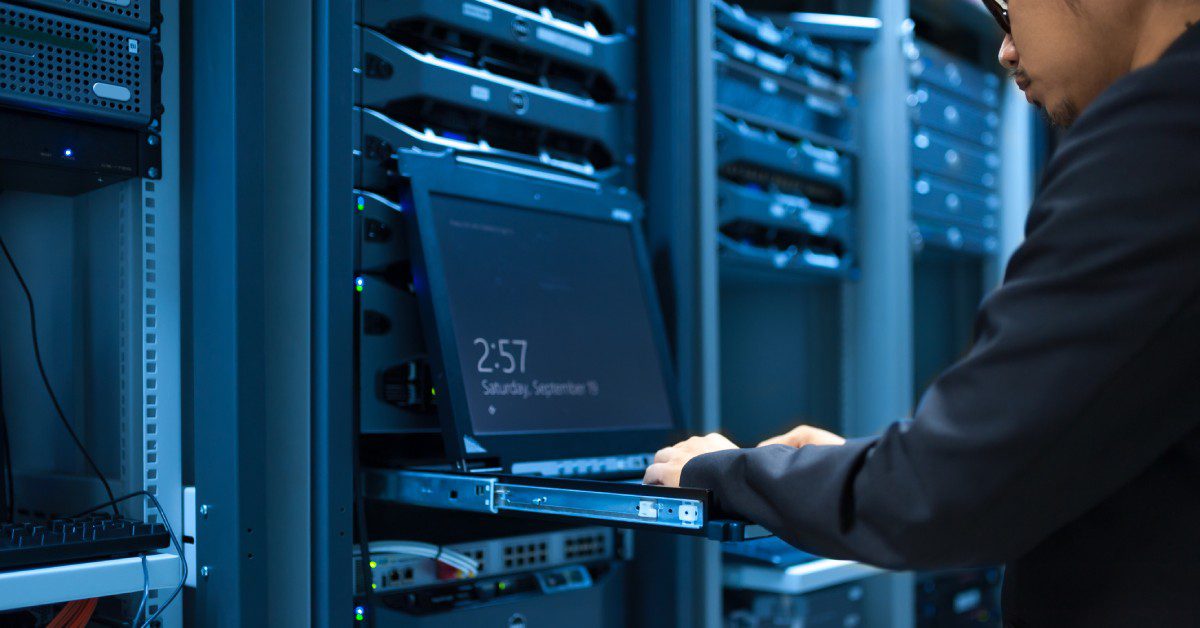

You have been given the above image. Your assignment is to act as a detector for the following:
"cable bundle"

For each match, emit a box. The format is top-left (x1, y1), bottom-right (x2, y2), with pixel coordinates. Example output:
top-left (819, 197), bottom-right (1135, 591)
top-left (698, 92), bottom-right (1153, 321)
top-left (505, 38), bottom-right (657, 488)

top-left (358, 541), bottom-right (481, 577)
top-left (47, 598), bottom-right (97, 628)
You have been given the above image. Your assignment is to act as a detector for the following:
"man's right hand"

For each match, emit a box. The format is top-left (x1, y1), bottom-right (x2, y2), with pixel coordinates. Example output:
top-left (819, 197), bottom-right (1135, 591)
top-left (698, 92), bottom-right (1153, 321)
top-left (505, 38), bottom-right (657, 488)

top-left (757, 425), bottom-right (846, 449)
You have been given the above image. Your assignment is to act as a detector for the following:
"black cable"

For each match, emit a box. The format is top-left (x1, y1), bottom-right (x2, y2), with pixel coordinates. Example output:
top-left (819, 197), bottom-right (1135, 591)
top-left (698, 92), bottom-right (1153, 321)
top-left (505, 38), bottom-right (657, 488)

top-left (73, 490), bottom-right (187, 628)
top-left (0, 345), bottom-right (13, 522)
top-left (355, 473), bottom-right (377, 628)
top-left (0, 234), bottom-right (119, 518)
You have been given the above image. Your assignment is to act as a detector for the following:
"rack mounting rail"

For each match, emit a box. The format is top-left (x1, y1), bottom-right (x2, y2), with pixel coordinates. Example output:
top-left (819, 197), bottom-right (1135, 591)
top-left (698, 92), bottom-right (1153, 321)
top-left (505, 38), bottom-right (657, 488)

top-left (365, 469), bottom-right (771, 542)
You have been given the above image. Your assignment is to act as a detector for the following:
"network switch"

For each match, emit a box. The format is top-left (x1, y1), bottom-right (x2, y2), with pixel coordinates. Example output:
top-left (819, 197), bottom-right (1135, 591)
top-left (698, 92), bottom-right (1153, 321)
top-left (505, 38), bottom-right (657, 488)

top-left (353, 527), bottom-right (618, 596)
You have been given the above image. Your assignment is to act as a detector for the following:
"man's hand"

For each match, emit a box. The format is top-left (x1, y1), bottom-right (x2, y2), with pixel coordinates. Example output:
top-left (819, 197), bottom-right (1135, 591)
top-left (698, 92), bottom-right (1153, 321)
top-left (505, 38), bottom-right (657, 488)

top-left (643, 433), bottom-right (738, 487)
top-left (757, 425), bottom-right (845, 449)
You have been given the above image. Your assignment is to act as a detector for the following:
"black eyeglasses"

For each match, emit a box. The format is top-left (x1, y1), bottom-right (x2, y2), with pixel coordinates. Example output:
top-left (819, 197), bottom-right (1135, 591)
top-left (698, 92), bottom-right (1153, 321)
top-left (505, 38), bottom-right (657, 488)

top-left (982, 0), bottom-right (1010, 33)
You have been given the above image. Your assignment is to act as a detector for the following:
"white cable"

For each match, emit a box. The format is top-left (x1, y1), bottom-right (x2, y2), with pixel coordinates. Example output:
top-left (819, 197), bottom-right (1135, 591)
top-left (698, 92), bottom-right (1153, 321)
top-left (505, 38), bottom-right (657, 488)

top-left (357, 541), bottom-right (480, 576)
top-left (133, 554), bottom-right (150, 626)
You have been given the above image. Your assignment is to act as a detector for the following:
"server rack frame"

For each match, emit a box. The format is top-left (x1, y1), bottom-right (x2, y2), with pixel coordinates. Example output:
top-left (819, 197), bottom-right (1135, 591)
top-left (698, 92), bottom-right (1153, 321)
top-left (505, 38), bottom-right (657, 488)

top-left (0, 0), bottom-right (181, 622)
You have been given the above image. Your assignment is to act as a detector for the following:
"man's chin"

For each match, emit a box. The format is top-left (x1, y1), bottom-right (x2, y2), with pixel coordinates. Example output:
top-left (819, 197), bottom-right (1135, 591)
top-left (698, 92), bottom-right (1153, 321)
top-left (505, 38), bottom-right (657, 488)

top-left (1042, 99), bottom-right (1081, 129)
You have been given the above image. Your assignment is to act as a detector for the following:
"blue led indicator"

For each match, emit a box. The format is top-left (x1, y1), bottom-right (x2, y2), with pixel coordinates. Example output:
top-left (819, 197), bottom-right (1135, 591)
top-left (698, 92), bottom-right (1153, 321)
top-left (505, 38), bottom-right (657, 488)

top-left (63, 148), bottom-right (74, 158)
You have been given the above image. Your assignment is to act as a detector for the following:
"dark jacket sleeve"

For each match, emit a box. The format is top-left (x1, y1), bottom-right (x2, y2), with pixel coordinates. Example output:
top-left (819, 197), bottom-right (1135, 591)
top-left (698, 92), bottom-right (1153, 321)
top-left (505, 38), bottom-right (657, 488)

top-left (681, 52), bottom-right (1200, 570)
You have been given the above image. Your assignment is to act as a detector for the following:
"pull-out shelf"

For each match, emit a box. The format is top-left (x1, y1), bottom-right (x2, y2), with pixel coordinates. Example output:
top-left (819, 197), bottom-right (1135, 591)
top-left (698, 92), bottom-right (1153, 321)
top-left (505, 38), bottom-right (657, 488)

top-left (365, 469), bottom-right (771, 542)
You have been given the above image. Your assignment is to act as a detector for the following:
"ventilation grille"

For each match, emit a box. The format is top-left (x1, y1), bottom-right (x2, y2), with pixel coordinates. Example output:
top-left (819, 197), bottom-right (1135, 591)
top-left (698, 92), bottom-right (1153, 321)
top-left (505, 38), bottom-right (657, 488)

top-left (0, 3), bottom-right (153, 127)
top-left (16, 0), bottom-right (153, 32)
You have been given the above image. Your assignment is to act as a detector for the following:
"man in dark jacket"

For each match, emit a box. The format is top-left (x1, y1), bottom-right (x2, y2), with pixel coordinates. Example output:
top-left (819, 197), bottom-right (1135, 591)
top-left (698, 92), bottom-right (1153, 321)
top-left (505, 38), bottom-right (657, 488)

top-left (645, 1), bottom-right (1200, 625)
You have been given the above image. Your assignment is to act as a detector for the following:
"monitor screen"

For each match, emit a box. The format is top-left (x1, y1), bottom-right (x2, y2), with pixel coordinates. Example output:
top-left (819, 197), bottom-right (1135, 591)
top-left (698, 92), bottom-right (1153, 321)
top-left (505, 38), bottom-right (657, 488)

top-left (428, 193), bottom-right (675, 436)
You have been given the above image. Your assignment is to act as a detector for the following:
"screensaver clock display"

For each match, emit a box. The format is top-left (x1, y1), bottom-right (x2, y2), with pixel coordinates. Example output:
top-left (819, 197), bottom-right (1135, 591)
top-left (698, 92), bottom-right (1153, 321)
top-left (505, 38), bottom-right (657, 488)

top-left (430, 194), bottom-right (674, 435)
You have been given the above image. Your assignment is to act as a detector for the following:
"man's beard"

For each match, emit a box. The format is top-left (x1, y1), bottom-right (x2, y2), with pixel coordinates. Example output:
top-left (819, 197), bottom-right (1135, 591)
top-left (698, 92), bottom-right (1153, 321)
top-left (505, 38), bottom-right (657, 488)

top-left (1010, 67), bottom-right (1080, 128)
top-left (1044, 100), bottom-right (1080, 129)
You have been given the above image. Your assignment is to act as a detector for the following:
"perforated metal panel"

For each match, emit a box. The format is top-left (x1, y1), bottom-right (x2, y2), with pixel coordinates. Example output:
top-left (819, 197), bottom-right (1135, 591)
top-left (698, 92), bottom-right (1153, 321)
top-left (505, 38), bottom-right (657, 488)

top-left (12, 0), bottom-right (155, 33)
top-left (0, 2), bottom-right (155, 127)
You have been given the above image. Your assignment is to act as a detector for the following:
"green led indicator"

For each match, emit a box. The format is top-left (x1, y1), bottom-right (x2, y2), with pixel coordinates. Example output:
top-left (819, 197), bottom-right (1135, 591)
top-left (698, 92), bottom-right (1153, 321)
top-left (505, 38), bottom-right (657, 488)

top-left (355, 277), bottom-right (365, 293)
top-left (357, 195), bottom-right (366, 211)
top-left (369, 561), bottom-right (377, 569)
top-left (498, 581), bottom-right (508, 591)
top-left (356, 613), bottom-right (364, 622)
top-left (430, 387), bottom-right (437, 397)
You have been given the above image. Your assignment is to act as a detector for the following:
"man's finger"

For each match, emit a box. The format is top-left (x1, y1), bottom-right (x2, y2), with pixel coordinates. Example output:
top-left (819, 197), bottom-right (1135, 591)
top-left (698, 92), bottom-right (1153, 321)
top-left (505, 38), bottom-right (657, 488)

top-left (654, 447), bottom-right (676, 463)
top-left (643, 463), bottom-right (667, 485)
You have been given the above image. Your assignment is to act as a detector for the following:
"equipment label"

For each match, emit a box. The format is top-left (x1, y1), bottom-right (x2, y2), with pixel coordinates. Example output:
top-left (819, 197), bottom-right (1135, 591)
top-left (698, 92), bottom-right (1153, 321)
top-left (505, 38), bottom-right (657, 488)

top-left (470, 85), bottom-right (491, 103)
top-left (814, 160), bottom-right (842, 178)
top-left (463, 2), bottom-right (492, 22)
top-left (536, 26), bottom-right (594, 57)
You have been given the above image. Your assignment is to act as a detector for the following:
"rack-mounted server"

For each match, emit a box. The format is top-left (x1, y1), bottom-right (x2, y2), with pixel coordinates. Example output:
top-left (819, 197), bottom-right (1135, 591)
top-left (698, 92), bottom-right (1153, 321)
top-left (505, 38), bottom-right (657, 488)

top-left (907, 38), bottom-right (1002, 256)
top-left (712, 1), bottom-right (862, 279)
top-left (0, 1), bottom-right (163, 194)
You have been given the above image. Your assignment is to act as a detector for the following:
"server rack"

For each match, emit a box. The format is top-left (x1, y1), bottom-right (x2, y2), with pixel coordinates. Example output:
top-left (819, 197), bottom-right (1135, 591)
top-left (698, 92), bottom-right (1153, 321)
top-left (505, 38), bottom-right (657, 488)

top-left (0, 0), bottom-right (182, 622)
top-left (331, 1), bottom-right (722, 626)
top-left (711, 1), bottom-right (1034, 627)
top-left (308, 2), bottom-right (1035, 628)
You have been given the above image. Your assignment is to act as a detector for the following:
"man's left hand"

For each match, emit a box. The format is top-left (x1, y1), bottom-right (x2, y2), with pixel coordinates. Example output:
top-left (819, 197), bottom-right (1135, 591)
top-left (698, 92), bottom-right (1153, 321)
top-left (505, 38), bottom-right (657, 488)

top-left (643, 433), bottom-right (738, 487)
